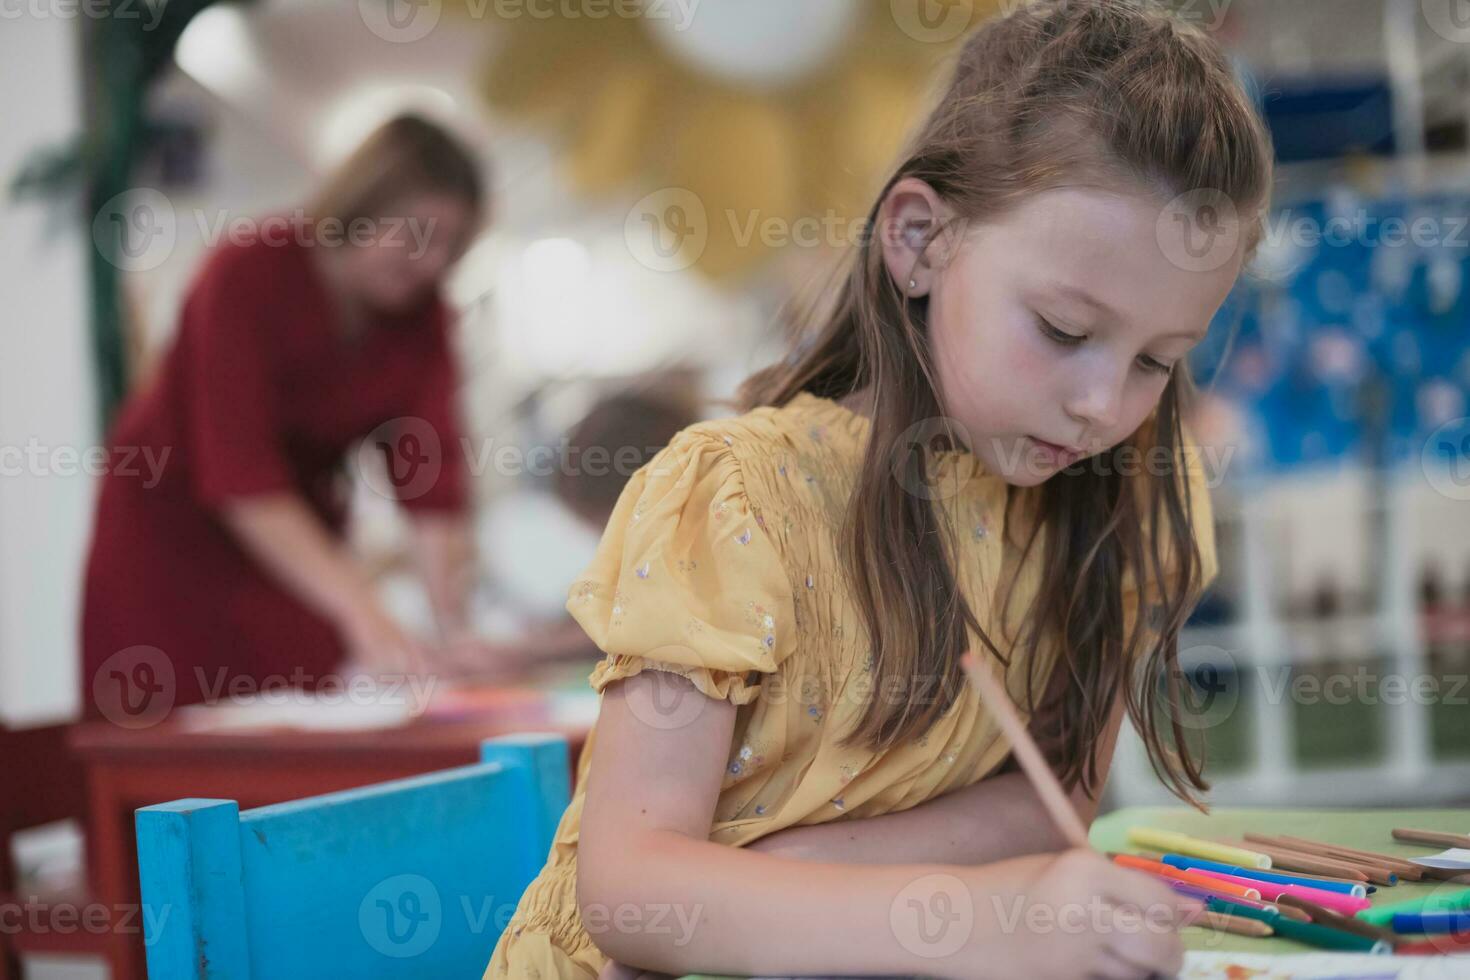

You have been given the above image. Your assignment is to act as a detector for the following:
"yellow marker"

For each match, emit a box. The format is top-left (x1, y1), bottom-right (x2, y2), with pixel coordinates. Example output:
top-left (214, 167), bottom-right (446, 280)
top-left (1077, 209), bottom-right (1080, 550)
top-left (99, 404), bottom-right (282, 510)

top-left (1126, 827), bottom-right (1272, 869)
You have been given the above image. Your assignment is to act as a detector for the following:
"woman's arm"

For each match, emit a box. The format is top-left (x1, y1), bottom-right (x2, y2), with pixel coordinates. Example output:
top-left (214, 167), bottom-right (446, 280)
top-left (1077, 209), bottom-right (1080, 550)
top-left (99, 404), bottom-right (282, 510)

top-left (220, 493), bottom-right (424, 672)
top-left (747, 672), bottom-right (1127, 866)
top-left (405, 511), bottom-right (474, 640)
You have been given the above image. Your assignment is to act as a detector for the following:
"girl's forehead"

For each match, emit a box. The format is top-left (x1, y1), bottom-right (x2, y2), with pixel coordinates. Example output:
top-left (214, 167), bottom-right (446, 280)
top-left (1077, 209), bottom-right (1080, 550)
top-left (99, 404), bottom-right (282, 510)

top-left (969, 188), bottom-right (1242, 340)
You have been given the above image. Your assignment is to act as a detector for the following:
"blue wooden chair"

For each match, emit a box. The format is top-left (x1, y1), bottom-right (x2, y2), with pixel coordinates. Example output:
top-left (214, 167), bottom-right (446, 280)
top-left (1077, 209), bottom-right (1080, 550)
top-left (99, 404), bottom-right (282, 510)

top-left (135, 733), bottom-right (569, 979)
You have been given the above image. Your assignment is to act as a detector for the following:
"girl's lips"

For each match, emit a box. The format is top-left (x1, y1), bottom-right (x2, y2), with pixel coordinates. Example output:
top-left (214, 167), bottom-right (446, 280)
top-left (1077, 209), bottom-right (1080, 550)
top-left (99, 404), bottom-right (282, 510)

top-left (1028, 436), bottom-right (1082, 466)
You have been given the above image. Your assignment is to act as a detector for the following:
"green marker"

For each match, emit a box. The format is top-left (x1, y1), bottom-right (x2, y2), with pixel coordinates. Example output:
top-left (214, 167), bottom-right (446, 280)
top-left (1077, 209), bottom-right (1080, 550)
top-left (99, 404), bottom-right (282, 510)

top-left (1205, 898), bottom-right (1388, 954)
top-left (1356, 888), bottom-right (1470, 927)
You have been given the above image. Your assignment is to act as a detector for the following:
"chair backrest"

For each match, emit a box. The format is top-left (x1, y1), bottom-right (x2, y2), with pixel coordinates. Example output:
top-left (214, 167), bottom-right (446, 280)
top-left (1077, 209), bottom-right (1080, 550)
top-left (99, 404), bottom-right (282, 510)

top-left (135, 733), bottom-right (569, 979)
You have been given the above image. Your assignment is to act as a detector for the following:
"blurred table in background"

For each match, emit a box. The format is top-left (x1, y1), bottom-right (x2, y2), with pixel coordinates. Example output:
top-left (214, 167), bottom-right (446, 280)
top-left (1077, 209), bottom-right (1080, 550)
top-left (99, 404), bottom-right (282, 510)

top-left (69, 660), bottom-right (599, 980)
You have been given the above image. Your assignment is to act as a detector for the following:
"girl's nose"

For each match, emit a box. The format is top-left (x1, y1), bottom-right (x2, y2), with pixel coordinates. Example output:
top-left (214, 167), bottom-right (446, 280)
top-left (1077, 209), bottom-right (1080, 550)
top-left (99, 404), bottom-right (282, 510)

top-left (1064, 364), bottom-right (1127, 433)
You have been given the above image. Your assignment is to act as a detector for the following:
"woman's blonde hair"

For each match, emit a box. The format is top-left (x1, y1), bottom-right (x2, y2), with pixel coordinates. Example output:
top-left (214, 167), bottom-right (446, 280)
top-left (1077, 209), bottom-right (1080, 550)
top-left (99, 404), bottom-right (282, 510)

top-left (740, 0), bottom-right (1273, 807)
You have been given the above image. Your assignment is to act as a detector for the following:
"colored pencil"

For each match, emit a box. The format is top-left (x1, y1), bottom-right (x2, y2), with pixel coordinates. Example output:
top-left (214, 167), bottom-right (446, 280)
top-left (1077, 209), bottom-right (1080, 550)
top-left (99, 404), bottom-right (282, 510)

top-left (1235, 838), bottom-right (1385, 884)
top-left (1356, 887), bottom-right (1470, 926)
top-left (1197, 910), bottom-right (1272, 937)
top-left (1166, 880), bottom-right (1305, 919)
top-left (958, 652), bottom-right (1089, 849)
top-left (1202, 896), bottom-right (1388, 953)
top-left (1271, 895), bottom-right (1398, 943)
top-left (1128, 827), bottom-right (1271, 869)
top-left (1243, 834), bottom-right (1400, 884)
top-left (1189, 870), bottom-right (1369, 917)
top-left (1392, 828), bottom-right (1470, 849)
top-left (1110, 854), bottom-right (1262, 901)
top-left (1269, 834), bottom-right (1422, 881)
top-left (1391, 910), bottom-right (1470, 934)
top-left (1157, 854), bottom-right (1367, 897)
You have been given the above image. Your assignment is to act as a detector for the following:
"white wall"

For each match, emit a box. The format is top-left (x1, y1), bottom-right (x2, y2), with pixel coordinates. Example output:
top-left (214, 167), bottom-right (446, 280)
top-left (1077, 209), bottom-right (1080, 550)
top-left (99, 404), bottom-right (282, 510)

top-left (0, 14), bottom-right (93, 725)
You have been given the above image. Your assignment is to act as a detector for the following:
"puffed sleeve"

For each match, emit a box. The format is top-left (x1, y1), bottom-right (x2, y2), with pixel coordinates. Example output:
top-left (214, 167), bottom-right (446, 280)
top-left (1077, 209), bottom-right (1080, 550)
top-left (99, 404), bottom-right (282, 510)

top-left (1120, 423), bottom-right (1220, 642)
top-left (569, 429), bottom-right (797, 705)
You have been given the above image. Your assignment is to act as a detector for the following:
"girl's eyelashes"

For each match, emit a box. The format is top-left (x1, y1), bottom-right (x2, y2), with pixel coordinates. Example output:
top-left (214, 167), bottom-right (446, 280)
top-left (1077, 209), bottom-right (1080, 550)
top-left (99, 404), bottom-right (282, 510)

top-left (1035, 313), bottom-right (1175, 376)
top-left (1035, 313), bottom-right (1084, 345)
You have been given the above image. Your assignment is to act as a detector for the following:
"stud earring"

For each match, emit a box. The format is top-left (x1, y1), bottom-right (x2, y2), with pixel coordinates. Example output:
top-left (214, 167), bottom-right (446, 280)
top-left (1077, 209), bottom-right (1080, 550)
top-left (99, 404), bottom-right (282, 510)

top-left (908, 279), bottom-right (918, 291)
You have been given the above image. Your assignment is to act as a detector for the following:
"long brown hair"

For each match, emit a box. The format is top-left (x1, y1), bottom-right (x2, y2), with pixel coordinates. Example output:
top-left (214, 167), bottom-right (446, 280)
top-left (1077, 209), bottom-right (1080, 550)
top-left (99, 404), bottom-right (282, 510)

top-left (309, 114), bottom-right (485, 228)
top-left (738, 0), bottom-right (1272, 806)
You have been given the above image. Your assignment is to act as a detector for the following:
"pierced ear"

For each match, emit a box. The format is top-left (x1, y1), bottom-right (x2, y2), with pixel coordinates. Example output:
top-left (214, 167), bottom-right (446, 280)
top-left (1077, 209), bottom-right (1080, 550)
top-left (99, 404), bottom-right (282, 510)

top-left (878, 177), bottom-right (954, 299)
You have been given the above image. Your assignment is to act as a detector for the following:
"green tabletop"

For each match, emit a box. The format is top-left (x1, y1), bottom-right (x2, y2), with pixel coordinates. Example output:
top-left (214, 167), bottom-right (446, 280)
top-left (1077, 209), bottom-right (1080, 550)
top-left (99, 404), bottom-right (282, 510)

top-left (682, 806), bottom-right (1470, 977)
top-left (1089, 805), bottom-right (1470, 954)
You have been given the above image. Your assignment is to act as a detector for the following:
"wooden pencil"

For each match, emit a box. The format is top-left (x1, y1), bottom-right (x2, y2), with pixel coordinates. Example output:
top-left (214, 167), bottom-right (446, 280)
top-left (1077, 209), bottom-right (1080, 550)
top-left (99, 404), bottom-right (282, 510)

top-left (1269, 903), bottom-right (1311, 922)
top-left (958, 652), bottom-right (1090, 849)
top-left (1197, 911), bottom-right (1273, 937)
top-left (1392, 828), bottom-right (1470, 850)
top-left (1272, 834), bottom-right (1424, 880)
top-left (1241, 835), bottom-right (1396, 885)
top-left (1226, 840), bottom-right (1372, 881)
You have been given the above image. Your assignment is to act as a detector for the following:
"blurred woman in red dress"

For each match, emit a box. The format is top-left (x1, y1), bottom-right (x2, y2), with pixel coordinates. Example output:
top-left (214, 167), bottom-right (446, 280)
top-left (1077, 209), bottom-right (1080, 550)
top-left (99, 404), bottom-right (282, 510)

top-left (81, 115), bottom-right (487, 716)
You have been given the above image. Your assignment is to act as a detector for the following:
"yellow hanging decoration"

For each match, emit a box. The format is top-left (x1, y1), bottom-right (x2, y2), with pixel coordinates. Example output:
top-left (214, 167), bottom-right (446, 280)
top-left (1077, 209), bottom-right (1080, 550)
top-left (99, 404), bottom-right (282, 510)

top-left (456, 0), bottom-right (1005, 281)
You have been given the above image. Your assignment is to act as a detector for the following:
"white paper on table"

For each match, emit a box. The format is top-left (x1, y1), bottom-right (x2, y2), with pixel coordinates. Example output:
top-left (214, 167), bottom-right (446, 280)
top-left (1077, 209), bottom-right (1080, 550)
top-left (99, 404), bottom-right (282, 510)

top-left (175, 674), bottom-right (421, 733)
top-left (1181, 950), bottom-right (1465, 978)
top-left (1409, 846), bottom-right (1470, 871)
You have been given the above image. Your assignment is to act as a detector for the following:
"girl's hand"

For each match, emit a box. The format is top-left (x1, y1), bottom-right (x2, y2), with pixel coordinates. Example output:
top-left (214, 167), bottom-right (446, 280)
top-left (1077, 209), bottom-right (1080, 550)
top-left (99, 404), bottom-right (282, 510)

top-left (945, 848), bottom-right (1201, 980)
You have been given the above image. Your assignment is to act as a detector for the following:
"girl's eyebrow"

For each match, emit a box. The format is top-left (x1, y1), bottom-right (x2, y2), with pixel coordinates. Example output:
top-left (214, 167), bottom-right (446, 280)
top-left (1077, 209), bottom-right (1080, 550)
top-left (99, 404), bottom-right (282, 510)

top-left (1049, 282), bottom-right (1205, 342)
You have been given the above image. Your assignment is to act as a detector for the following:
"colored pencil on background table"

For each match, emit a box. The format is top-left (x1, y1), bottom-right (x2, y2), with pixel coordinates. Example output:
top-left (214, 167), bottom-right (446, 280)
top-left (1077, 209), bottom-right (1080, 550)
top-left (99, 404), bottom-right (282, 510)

top-left (1199, 897), bottom-right (1389, 952)
top-left (1126, 827), bottom-right (1272, 869)
top-left (1392, 828), bottom-right (1470, 849)
top-left (1198, 911), bottom-right (1272, 937)
top-left (1264, 834), bottom-right (1421, 881)
top-left (1189, 870), bottom-right (1369, 916)
top-left (1155, 854), bottom-right (1367, 897)
top-left (1356, 887), bottom-right (1470, 926)
top-left (1110, 854), bottom-right (1262, 901)
top-left (1242, 834), bottom-right (1400, 883)
top-left (1391, 910), bottom-right (1470, 935)
top-left (1233, 839), bottom-right (1381, 883)
top-left (1272, 895), bottom-right (1398, 943)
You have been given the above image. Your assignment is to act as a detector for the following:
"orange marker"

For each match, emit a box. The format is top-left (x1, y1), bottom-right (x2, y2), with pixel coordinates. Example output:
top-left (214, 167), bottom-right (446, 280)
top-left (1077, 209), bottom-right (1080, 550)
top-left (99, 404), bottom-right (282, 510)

top-left (1111, 854), bottom-right (1263, 902)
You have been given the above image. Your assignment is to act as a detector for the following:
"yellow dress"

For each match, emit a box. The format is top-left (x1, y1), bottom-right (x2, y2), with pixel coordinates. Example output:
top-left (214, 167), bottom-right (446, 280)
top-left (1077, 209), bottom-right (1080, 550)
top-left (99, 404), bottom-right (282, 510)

top-left (483, 391), bottom-right (1217, 980)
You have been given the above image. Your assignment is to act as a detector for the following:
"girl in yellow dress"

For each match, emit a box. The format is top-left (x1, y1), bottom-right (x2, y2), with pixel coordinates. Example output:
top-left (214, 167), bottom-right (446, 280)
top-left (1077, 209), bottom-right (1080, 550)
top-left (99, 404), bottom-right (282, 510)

top-left (486, 1), bottom-right (1272, 977)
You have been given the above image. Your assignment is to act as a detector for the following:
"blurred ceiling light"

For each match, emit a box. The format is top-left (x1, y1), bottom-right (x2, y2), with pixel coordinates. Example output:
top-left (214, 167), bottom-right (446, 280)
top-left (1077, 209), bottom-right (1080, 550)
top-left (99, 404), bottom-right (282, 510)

top-left (642, 0), bottom-right (857, 90)
top-left (315, 83), bottom-right (458, 169)
top-left (174, 3), bottom-right (263, 99)
top-left (515, 237), bottom-right (595, 376)
top-left (523, 237), bottom-right (590, 291)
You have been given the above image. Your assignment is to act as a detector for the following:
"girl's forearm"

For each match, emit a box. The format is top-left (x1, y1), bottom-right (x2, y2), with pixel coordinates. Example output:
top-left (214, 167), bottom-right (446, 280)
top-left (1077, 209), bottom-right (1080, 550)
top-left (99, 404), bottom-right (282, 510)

top-left (748, 770), bottom-right (1092, 866)
top-left (578, 827), bottom-right (992, 978)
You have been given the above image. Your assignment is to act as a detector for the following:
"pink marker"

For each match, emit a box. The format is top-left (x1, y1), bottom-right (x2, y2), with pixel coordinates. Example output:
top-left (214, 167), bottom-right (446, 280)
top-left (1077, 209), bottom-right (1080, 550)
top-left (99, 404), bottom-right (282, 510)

top-left (1192, 869), bottom-right (1369, 917)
